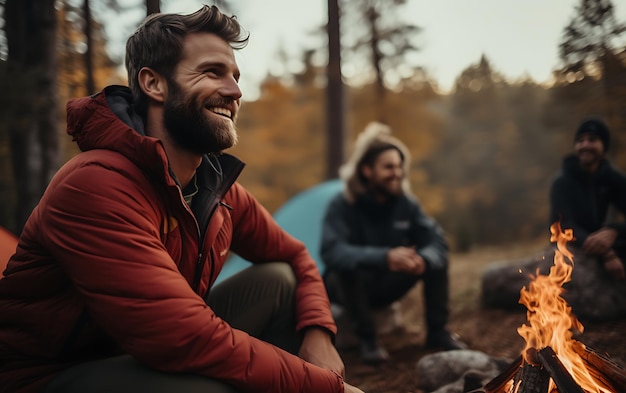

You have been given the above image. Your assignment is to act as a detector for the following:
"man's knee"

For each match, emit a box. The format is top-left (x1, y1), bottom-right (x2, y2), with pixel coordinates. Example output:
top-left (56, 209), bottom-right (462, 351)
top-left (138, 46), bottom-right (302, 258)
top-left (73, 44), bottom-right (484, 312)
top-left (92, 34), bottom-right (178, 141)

top-left (255, 262), bottom-right (296, 291)
top-left (245, 263), bottom-right (297, 311)
top-left (42, 355), bottom-right (240, 393)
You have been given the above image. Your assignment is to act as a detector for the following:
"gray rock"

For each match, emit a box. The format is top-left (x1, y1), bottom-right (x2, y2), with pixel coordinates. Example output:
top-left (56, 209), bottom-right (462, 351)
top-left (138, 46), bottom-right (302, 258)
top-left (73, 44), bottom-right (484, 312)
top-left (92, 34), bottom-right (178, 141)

top-left (481, 245), bottom-right (626, 321)
top-left (415, 349), bottom-right (510, 392)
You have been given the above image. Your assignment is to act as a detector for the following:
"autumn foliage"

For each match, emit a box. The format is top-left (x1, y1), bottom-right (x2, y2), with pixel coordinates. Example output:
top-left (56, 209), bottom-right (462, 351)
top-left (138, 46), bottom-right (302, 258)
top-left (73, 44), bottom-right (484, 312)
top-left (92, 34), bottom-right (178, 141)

top-left (1, 1), bottom-right (625, 252)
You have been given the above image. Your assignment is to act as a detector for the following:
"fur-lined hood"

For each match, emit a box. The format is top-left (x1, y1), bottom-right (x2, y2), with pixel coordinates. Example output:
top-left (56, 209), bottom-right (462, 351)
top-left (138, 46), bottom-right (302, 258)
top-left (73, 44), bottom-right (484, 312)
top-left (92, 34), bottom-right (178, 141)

top-left (339, 122), bottom-right (413, 203)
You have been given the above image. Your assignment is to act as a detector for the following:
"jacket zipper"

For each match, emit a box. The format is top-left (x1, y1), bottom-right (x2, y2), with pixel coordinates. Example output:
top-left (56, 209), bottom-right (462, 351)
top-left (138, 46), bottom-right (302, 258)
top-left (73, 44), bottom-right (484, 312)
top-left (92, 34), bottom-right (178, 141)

top-left (191, 156), bottom-right (245, 292)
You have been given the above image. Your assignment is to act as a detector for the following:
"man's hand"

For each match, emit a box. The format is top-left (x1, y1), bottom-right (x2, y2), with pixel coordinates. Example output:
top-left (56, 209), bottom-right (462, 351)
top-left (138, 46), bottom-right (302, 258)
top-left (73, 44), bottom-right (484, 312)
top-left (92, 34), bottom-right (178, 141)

top-left (298, 327), bottom-right (345, 377)
top-left (583, 227), bottom-right (618, 255)
top-left (344, 382), bottom-right (365, 393)
top-left (604, 256), bottom-right (626, 280)
top-left (387, 246), bottom-right (425, 275)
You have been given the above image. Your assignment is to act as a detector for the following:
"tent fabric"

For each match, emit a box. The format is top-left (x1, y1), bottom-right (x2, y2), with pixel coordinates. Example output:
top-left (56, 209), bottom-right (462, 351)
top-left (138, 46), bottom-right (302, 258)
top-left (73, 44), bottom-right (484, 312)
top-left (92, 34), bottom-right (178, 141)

top-left (216, 179), bottom-right (342, 284)
top-left (0, 227), bottom-right (18, 274)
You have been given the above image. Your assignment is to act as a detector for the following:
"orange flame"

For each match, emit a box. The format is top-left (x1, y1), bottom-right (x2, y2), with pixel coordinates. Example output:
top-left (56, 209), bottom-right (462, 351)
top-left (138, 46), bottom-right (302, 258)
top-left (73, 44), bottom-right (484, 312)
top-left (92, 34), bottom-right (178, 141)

top-left (516, 222), bottom-right (613, 393)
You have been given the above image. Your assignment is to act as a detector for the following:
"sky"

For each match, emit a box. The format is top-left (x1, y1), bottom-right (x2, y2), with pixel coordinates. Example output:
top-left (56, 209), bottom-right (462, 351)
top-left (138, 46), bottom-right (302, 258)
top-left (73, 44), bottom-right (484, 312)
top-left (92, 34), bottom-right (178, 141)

top-left (105, 0), bottom-right (626, 100)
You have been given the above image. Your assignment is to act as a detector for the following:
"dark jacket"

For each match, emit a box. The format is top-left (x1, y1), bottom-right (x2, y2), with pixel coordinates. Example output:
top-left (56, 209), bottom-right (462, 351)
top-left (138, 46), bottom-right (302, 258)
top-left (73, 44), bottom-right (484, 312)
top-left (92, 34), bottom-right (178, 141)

top-left (320, 123), bottom-right (447, 273)
top-left (0, 86), bottom-right (341, 393)
top-left (320, 192), bottom-right (448, 272)
top-left (550, 154), bottom-right (626, 249)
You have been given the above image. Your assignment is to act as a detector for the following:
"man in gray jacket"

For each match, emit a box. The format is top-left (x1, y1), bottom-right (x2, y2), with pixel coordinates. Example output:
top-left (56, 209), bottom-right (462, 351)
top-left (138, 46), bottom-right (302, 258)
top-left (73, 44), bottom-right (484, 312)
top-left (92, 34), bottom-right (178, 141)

top-left (320, 122), bottom-right (466, 364)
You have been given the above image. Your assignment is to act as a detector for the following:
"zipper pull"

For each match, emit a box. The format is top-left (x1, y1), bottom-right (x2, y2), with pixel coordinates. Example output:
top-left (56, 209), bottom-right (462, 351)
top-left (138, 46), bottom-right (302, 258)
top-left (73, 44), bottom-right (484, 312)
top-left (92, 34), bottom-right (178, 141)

top-left (219, 201), bottom-right (233, 210)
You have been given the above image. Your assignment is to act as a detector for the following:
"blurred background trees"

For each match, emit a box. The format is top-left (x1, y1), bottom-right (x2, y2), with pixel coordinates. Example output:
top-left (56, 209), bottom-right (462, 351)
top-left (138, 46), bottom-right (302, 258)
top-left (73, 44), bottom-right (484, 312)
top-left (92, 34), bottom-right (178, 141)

top-left (338, 0), bottom-right (421, 120)
top-left (2, 0), bottom-right (58, 236)
top-left (557, 0), bottom-right (626, 167)
top-left (0, 0), bottom-right (124, 234)
top-left (0, 0), bottom-right (625, 253)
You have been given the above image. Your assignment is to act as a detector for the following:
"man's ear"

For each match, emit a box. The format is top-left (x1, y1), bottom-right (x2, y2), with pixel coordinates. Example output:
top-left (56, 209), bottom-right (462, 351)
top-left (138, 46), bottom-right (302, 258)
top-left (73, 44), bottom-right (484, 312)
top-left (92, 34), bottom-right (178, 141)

top-left (361, 164), bottom-right (372, 180)
top-left (137, 67), bottom-right (167, 104)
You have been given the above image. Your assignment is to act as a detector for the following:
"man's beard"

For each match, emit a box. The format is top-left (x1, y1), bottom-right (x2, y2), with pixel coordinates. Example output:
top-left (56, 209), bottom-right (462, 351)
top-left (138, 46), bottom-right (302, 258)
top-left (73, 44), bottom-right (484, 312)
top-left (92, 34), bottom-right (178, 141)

top-left (163, 80), bottom-right (238, 155)
top-left (577, 148), bottom-right (603, 169)
top-left (371, 177), bottom-right (403, 198)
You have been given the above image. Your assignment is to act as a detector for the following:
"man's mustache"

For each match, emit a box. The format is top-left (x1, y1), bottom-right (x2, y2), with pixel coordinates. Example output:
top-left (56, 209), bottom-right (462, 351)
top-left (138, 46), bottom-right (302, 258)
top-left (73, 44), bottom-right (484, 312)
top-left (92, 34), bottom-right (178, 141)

top-left (203, 97), bottom-right (235, 107)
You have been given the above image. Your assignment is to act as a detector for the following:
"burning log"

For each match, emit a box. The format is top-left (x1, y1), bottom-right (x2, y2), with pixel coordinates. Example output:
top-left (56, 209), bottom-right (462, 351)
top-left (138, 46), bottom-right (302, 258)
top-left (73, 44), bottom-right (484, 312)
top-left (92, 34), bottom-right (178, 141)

top-left (573, 344), bottom-right (626, 392)
top-left (536, 346), bottom-right (584, 393)
top-left (510, 362), bottom-right (550, 393)
top-left (483, 345), bottom-right (624, 392)
top-left (483, 356), bottom-right (522, 393)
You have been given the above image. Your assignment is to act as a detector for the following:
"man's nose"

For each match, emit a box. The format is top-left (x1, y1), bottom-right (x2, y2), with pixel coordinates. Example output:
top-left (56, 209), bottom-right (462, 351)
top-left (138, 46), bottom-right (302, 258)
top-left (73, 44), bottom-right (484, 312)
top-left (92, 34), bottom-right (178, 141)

top-left (219, 77), bottom-right (242, 100)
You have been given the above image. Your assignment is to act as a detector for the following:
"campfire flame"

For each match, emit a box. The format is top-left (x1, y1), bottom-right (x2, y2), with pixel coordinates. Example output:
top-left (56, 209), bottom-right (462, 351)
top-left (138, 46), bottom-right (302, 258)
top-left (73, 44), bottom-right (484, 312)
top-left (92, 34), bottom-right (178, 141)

top-left (516, 222), bottom-right (612, 393)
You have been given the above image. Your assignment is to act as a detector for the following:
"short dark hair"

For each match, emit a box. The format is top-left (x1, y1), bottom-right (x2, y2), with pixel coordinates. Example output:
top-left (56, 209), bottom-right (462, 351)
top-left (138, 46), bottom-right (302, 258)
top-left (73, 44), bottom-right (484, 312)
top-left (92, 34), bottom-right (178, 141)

top-left (125, 5), bottom-right (249, 117)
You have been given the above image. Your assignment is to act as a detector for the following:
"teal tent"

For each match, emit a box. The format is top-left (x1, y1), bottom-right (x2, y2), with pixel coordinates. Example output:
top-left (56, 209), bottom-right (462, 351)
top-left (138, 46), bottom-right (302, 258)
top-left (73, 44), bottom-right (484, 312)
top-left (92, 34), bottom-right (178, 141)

top-left (215, 179), bottom-right (342, 284)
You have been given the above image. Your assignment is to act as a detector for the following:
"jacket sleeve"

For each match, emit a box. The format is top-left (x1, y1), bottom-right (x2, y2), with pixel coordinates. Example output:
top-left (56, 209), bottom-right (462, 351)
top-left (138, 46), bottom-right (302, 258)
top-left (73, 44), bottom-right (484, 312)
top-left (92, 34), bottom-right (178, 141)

top-left (606, 168), bottom-right (626, 240)
top-left (42, 163), bottom-right (343, 393)
top-left (320, 194), bottom-right (389, 271)
top-left (410, 200), bottom-right (449, 271)
top-left (549, 175), bottom-right (589, 247)
top-left (226, 183), bottom-right (337, 336)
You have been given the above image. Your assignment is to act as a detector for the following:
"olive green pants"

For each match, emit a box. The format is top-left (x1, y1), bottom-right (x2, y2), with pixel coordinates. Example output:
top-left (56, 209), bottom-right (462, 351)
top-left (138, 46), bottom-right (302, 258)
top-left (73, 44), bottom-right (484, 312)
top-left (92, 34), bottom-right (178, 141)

top-left (42, 262), bottom-right (299, 393)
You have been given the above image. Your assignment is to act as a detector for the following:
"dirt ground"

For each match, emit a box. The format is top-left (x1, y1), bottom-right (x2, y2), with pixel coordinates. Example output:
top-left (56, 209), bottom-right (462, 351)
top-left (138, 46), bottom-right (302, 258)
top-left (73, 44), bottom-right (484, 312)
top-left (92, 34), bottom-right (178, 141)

top-left (338, 240), bottom-right (626, 393)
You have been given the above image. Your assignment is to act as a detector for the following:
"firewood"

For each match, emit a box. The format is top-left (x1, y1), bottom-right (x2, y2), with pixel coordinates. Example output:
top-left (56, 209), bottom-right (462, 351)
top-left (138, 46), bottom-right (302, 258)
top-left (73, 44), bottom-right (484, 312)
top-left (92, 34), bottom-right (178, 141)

top-left (511, 362), bottom-right (550, 393)
top-left (483, 355), bottom-right (522, 393)
top-left (537, 346), bottom-right (585, 393)
top-left (483, 342), bottom-right (626, 393)
top-left (572, 342), bottom-right (626, 391)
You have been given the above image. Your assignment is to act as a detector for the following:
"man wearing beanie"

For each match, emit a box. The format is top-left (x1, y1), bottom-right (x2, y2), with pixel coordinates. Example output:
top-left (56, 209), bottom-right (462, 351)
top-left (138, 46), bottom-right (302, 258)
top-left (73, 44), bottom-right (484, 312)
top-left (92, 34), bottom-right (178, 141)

top-left (550, 117), bottom-right (626, 280)
top-left (320, 122), bottom-right (466, 365)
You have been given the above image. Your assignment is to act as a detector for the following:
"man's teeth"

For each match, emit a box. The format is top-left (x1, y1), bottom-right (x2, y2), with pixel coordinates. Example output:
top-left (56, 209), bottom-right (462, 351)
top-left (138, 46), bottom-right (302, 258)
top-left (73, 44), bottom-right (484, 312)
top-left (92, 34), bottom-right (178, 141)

top-left (210, 107), bottom-right (231, 118)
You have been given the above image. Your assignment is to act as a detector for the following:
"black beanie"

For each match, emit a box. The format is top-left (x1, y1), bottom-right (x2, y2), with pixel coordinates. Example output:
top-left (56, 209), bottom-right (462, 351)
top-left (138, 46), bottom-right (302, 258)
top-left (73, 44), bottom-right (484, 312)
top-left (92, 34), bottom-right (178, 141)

top-left (574, 118), bottom-right (610, 152)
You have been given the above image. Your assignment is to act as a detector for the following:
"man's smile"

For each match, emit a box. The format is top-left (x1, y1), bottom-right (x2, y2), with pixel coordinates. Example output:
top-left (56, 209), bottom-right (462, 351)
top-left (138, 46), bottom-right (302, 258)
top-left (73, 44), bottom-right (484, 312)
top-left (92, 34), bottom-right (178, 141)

top-left (207, 106), bottom-right (233, 119)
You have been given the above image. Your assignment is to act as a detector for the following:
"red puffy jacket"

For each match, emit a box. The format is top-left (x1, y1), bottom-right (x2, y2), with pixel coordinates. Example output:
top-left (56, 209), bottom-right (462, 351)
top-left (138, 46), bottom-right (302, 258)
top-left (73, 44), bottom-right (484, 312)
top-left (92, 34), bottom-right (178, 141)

top-left (0, 86), bottom-right (342, 393)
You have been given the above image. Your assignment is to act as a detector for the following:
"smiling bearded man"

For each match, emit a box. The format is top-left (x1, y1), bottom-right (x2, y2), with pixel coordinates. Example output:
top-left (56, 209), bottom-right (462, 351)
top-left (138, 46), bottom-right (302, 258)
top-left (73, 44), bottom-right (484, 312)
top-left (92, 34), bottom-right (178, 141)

top-left (0, 5), bottom-right (365, 393)
top-left (320, 122), bottom-right (467, 365)
top-left (550, 118), bottom-right (626, 281)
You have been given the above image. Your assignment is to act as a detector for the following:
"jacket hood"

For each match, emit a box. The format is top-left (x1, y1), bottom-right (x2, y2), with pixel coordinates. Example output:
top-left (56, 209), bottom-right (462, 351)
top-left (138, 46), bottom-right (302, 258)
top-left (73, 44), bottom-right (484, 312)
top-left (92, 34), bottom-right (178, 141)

top-left (339, 121), bottom-right (413, 203)
top-left (66, 85), bottom-right (168, 179)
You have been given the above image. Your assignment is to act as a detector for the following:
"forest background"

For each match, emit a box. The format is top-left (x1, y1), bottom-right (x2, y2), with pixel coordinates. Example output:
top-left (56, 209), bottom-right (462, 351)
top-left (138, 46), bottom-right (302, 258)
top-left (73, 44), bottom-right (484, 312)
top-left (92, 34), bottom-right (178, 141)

top-left (0, 0), bottom-right (625, 252)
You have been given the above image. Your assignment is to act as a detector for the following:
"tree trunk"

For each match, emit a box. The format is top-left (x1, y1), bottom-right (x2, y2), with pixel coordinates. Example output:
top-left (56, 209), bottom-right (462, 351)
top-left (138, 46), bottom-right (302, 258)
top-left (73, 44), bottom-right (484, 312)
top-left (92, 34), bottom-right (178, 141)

top-left (146, 0), bottom-right (160, 16)
top-left (366, 5), bottom-right (386, 119)
top-left (325, 0), bottom-right (345, 179)
top-left (601, 49), bottom-right (626, 157)
top-left (83, 0), bottom-right (95, 94)
top-left (4, 0), bottom-right (59, 234)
